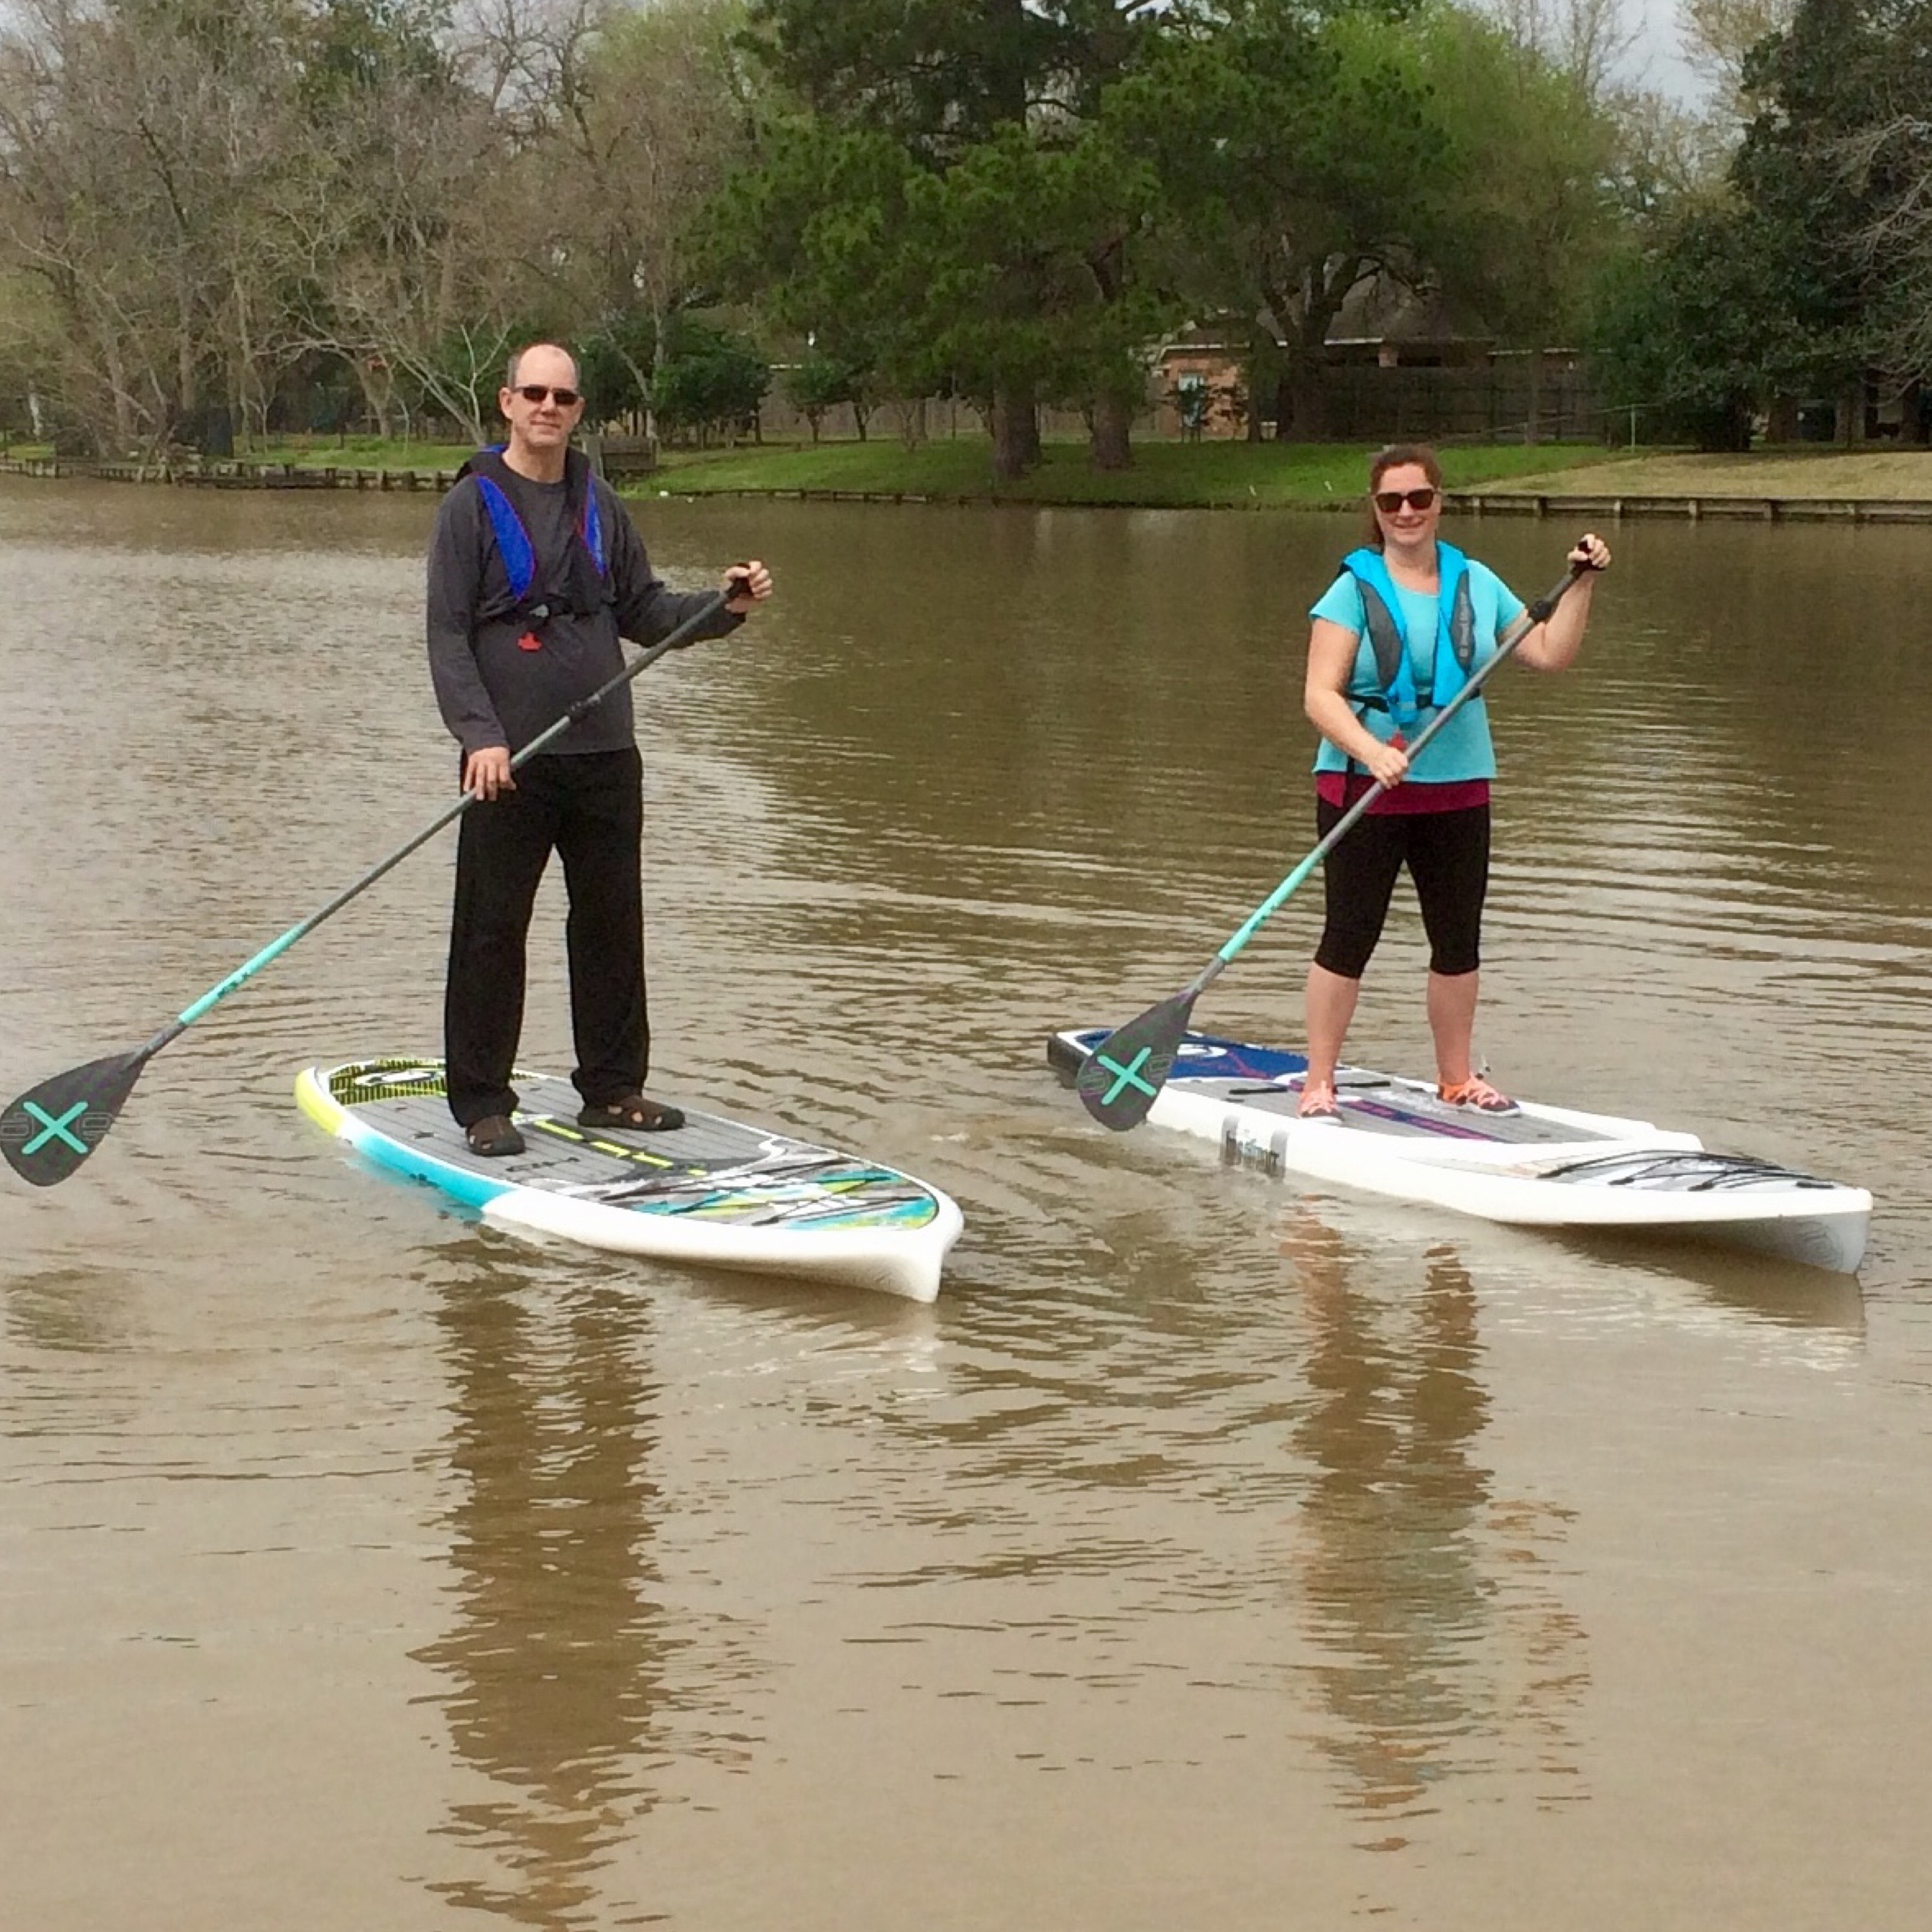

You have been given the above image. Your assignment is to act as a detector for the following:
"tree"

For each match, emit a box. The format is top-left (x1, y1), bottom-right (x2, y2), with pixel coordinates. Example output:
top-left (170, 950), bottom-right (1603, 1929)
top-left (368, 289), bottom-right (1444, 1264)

top-left (1725, 0), bottom-right (1907, 416)
top-left (514, 0), bottom-right (759, 446)
top-left (1485, 0), bottom-right (1638, 104)
top-left (577, 310), bottom-right (657, 424)
top-left (916, 118), bottom-right (1176, 469)
top-left (0, 0), bottom-right (323, 454)
top-left (1841, 102), bottom-right (1932, 390)
top-left (1589, 203), bottom-right (1819, 446)
top-left (1679, 0), bottom-right (1796, 121)
top-left (1834, 0), bottom-right (1932, 395)
top-left (275, 0), bottom-right (540, 444)
top-left (1111, 1), bottom-right (1451, 441)
top-left (781, 350), bottom-right (872, 440)
top-left (1587, 0), bottom-right (1924, 446)
top-left (650, 317), bottom-right (768, 442)
top-left (1601, 83), bottom-right (1734, 223)
top-left (1419, 7), bottom-right (1624, 440)
top-left (708, 117), bottom-right (949, 441)
top-left (740, 0), bottom-right (1164, 476)
top-left (746, 0), bottom-right (1055, 153)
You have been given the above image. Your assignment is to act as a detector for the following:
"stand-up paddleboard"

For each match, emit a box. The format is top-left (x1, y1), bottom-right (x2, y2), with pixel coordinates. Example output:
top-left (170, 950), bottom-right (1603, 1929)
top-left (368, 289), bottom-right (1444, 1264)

top-left (296, 1058), bottom-right (963, 1302)
top-left (1049, 1027), bottom-right (1870, 1274)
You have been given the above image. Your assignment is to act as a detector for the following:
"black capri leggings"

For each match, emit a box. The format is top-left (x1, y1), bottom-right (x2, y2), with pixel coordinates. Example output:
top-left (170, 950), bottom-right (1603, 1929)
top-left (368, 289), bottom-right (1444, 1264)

top-left (1312, 797), bottom-right (1491, 981)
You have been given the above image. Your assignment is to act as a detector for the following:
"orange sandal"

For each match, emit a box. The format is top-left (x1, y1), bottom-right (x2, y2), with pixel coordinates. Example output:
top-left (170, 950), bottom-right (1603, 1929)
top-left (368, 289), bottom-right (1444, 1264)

top-left (1437, 1075), bottom-right (1518, 1115)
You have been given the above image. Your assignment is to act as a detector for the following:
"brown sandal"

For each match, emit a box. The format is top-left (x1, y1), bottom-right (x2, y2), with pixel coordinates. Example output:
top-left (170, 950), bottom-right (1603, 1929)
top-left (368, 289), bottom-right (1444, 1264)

top-left (578, 1095), bottom-right (686, 1134)
top-left (466, 1115), bottom-right (526, 1157)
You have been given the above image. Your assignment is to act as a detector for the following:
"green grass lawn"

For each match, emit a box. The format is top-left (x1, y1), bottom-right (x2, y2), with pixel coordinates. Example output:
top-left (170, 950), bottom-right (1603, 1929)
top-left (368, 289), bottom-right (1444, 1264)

top-left (248, 434), bottom-right (1932, 503)
top-left (644, 436), bottom-right (1645, 507)
top-left (1473, 445), bottom-right (1932, 500)
top-left (269, 433), bottom-right (475, 471)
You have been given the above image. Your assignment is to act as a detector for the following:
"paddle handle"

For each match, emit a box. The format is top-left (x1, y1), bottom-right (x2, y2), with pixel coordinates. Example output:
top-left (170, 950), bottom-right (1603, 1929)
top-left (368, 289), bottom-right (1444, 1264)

top-left (1200, 562), bottom-right (1588, 988)
top-left (161, 591), bottom-right (731, 1045)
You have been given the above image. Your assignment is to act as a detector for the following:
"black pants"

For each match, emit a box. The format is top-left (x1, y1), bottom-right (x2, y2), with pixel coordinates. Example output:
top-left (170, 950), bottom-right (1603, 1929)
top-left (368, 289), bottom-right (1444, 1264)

top-left (445, 748), bottom-right (650, 1126)
top-left (1312, 797), bottom-right (1490, 981)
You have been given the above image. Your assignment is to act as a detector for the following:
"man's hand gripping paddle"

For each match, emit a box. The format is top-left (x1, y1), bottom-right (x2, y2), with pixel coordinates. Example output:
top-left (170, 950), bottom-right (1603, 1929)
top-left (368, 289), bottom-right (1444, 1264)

top-left (2, 592), bottom-right (728, 1186)
top-left (1076, 560), bottom-right (1593, 1132)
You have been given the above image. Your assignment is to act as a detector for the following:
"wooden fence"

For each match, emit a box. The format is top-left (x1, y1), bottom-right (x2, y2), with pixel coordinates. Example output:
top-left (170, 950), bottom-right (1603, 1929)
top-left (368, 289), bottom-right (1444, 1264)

top-left (1315, 360), bottom-right (1604, 444)
top-left (0, 455), bottom-right (457, 489)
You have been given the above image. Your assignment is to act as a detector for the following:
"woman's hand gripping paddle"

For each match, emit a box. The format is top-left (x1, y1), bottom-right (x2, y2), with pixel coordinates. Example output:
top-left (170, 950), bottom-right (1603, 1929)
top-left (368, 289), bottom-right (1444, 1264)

top-left (1, 592), bottom-right (729, 1187)
top-left (1076, 561), bottom-right (1592, 1132)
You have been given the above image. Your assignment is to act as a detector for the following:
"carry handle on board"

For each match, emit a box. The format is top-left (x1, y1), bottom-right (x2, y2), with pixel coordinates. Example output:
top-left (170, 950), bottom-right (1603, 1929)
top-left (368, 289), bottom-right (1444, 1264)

top-left (1, 591), bottom-right (730, 1187)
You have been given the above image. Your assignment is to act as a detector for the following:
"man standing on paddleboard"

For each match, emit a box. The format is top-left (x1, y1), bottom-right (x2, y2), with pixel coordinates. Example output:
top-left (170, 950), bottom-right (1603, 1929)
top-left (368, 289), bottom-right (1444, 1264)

top-left (427, 340), bottom-right (771, 1157)
top-left (1297, 443), bottom-right (1606, 1122)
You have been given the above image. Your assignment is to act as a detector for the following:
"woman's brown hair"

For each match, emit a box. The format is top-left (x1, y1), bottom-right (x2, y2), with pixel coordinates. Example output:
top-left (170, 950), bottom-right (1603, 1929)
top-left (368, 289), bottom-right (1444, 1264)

top-left (1361, 442), bottom-right (1445, 548)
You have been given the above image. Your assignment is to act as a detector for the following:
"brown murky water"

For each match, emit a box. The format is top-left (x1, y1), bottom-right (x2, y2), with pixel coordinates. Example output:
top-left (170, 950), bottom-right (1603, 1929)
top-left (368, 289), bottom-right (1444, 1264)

top-left (3, 478), bottom-right (1930, 1929)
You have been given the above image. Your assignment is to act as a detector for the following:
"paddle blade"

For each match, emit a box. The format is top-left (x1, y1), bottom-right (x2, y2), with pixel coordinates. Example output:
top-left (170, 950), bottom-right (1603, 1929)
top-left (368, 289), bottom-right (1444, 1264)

top-left (1, 1050), bottom-right (149, 1187)
top-left (1075, 994), bottom-right (1197, 1131)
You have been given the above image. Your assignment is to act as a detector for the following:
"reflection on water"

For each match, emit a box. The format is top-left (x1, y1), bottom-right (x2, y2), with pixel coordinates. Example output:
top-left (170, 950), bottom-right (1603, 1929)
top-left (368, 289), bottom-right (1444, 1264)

top-left (1552, 1232), bottom-right (1869, 1339)
top-left (416, 1256), bottom-right (760, 1929)
top-left (1281, 1212), bottom-right (1585, 1844)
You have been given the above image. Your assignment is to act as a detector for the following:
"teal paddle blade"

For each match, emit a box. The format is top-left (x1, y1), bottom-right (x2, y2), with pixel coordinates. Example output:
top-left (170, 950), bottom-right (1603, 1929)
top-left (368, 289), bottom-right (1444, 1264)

top-left (1075, 994), bottom-right (1197, 1131)
top-left (1, 1049), bottom-right (149, 1186)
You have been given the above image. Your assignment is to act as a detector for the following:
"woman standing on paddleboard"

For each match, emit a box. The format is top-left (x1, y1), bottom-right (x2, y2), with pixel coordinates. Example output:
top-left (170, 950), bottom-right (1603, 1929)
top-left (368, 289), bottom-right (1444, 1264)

top-left (1297, 444), bottom-right (1608, 1121)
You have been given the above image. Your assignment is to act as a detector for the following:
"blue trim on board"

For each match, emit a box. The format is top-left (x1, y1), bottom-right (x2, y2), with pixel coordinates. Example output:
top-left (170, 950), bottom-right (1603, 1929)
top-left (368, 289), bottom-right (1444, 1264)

top-left (1071, 1028), bottom-right (1310, 1086)
top-left (339, 1113), bottom-right (517, 1213)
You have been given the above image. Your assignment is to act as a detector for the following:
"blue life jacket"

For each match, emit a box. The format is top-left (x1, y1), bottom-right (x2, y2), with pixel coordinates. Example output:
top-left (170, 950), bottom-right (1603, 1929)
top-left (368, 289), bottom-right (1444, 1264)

top-left (1342, 542), bottom-right (1479, 736)
top-left (457, 445), bottom-right (608, 630)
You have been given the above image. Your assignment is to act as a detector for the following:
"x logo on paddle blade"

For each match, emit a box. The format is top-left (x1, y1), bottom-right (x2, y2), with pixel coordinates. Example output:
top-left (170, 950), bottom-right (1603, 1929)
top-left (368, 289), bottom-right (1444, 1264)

top-left (21, 1100), bottom-right (89, 1156)
top-left (1096, 1048), bottom-right (1157, 1106)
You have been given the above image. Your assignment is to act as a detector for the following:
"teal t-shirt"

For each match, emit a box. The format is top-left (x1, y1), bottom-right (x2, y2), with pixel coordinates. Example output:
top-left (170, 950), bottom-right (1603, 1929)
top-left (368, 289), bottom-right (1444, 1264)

top-left (1308, 559), bottom-right (1524, 782)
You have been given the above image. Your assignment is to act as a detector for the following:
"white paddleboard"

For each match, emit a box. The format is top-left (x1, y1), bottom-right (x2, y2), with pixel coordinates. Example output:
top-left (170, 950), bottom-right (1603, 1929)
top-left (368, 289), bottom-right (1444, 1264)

top-left (297, 1057), bottom-right (963, 1302)
top-left (1050, 1027), bottom-right (1870, 1274)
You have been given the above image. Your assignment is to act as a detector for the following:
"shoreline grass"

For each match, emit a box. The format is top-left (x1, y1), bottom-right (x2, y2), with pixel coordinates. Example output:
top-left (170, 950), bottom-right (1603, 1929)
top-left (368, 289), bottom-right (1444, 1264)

top-left (3, 432), bottom-right (1644, 504)
top-left (1467, 446), bottom-right (1932, 500)
top-left (10, 433), bottom-right (1932, 504)
top-left (638, 436), bottom-right (1643, 507)
top-left (265, 433), bottom-right (474, 471)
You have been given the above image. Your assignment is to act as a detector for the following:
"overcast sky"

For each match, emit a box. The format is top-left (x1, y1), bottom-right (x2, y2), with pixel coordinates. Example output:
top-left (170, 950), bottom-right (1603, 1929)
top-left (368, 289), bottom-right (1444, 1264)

top-left (1625, 0), bottom-right (1706, 98)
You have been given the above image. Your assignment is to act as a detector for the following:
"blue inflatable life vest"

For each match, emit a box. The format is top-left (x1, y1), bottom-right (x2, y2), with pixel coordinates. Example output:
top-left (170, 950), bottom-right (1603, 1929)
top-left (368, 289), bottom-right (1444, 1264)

top-left (1342, 542), bottom-right (1479, 736)
top-left (457, 445), bottom-right (608, 630)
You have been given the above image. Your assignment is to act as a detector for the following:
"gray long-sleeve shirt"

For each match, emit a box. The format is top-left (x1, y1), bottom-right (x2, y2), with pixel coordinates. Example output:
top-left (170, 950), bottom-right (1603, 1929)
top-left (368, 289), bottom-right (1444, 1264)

top-left (426, 464), bottom-right (742, 758)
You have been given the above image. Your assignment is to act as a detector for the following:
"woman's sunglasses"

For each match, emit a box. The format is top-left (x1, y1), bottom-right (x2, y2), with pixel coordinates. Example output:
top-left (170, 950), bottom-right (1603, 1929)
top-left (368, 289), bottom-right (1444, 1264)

top-left (1373, 487), bottom-right (1438, 512)
top-left (514, 384), bottom-right (581, 407)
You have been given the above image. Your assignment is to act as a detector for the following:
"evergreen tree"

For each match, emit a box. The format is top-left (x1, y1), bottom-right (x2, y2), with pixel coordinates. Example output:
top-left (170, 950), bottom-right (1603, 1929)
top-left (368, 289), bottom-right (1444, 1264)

top-left (738, 0), bottom-right (1168, 475)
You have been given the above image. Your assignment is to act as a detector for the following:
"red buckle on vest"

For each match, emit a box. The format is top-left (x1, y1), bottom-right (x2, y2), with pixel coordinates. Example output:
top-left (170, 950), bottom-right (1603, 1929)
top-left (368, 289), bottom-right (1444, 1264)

top-left (517, 630), bottom-right (542, 652)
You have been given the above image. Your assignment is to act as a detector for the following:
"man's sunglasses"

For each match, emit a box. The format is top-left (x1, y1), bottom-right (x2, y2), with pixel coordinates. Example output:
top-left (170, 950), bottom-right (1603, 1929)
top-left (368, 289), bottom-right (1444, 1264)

top-left (514, 384), bottom-right (581, 407)
top-left (1373, 487), bottom-right (1438, 512)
